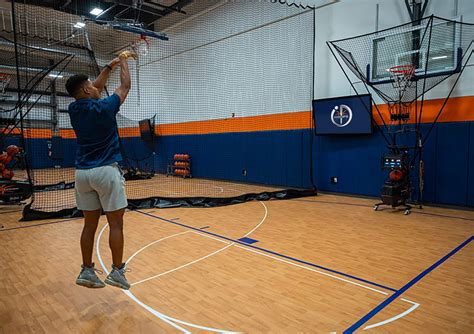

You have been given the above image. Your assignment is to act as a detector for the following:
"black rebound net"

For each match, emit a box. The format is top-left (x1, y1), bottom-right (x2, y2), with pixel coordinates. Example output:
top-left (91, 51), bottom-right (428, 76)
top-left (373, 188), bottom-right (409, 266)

top-left (0, 1), bottom-right (317, 220)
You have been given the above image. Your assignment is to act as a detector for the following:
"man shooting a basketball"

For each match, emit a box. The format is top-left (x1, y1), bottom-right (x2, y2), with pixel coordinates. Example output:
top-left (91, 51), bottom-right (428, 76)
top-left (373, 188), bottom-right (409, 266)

top-left (66, 50), bottom-right (136, 289)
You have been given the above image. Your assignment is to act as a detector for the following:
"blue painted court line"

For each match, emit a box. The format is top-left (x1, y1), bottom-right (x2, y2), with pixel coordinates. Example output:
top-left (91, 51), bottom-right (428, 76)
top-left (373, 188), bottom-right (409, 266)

top-left (200, 226), bottom-right (210, 229)
top-left (135, 210), bottom-right (397, 292)
top-left (344, 235), bottom-right (474, 333)
top-left (238, 237), bottom-right (259, 244)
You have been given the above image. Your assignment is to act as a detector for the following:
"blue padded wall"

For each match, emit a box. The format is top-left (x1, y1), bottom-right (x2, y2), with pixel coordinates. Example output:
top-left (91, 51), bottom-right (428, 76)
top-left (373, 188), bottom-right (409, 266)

top-left (154, 130), bottom-right (313, 189)
top-left (468, 122), bottom-right (474, 207)
top-left (434, 122), bottom-right (470, 205)
top-left (314, 121), bottom-right (473, 207)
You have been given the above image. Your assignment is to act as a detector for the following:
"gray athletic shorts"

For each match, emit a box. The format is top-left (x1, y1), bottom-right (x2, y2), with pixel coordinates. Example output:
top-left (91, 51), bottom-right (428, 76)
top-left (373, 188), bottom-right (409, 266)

top-left (75, 163), bottom-right (128, 212)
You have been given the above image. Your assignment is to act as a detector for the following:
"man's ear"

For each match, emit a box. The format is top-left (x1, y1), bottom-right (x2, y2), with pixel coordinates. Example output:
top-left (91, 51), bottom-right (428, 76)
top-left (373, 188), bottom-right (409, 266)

top-left (82, 85), bottom-right (90, 95)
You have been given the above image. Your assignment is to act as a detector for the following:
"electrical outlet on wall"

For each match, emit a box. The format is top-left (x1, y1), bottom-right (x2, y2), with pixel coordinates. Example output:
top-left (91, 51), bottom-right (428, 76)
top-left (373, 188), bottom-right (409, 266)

top-left (331, 176), bottom-right (338, 184)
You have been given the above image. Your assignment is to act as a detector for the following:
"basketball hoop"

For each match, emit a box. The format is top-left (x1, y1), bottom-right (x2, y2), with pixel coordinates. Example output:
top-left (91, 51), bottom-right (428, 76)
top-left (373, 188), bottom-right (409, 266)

top-left (387, 65), bottom-right (415, 122)
top-left (388, 64), bottom-right (415, 90)
top-left (132, 35), bottom-right (150, 57)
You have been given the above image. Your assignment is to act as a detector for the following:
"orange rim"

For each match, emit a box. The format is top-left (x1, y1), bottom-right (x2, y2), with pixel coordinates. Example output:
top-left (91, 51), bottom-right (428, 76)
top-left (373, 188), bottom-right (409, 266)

top-left (388, 65), bottom-right (415, 75)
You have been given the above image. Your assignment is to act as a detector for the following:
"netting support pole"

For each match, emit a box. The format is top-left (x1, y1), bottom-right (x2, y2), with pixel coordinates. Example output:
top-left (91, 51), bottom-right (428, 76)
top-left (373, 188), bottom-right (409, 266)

top-left (309, 8), bottom-right (316, 189)
top-left (410, 15), bottom-right (434, 207)
top-left (11, 0), bottom-right (34, 193)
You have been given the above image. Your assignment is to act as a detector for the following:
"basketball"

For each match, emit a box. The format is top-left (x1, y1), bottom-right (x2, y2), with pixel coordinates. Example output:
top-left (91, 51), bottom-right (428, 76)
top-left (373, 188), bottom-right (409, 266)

top-left (389, 169), bottom-right (404, 182)
top-left (0, 152), bottom-right (7, 163)
top-left (6, 145), bottom-right (20, 156)
top-left (2, 168), bottom-right (14, 180)
top-left (4, 155), bottom-right (12, 165)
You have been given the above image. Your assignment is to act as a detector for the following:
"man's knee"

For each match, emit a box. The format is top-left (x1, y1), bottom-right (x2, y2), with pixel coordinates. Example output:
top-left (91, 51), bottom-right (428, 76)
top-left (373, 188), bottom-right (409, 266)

top-left (106, 208), bottom-right (125, 228)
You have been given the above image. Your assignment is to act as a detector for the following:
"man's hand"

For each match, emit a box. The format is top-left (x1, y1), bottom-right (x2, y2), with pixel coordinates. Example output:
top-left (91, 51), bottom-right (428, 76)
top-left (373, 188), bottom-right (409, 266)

top-left (119, 50), bottom-right (138, 60)
top-left (108, 57), bottom-right (121, 70)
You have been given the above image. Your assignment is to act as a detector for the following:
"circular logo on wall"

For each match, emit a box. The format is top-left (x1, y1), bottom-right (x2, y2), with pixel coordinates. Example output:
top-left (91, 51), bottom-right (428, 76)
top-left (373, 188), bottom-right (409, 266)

top-left (330, 104), bottom-right (353, 127)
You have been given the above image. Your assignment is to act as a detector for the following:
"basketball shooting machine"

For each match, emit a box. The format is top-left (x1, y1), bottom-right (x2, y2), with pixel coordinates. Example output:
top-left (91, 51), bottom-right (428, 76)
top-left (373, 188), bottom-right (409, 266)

top-left (328, 11), bottom-right (474, 214)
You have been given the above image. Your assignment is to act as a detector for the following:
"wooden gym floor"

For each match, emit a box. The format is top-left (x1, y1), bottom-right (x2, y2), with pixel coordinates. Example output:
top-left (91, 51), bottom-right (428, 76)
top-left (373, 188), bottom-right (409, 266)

top-left (0, 193), bottom-right (473, 333)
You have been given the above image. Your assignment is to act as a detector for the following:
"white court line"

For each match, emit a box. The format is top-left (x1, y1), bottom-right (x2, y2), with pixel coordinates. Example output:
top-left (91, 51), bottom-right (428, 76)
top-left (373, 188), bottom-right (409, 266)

top-left (233, 245), bottom-right (422, 329)
top-left (97, 223), bottom-right (238, 333)
top-left (99, 201), bottom-right (418, 332)
top-left (191, 231), bottom-right (231, 244)
top-left (126, 231), bottom-right (191, 265)
top-left (132, 200), bottom-right (269, 284)
top-left (242, 201), bottom-right (268, 237)
top-left (363, 298), bottom-right (420, 330)
top-left (131, 243), bottom-right (233, 286)
top-left (96, 224), bottom-right (189, 333)
top-left (234, 245), bottom-right (389, 296)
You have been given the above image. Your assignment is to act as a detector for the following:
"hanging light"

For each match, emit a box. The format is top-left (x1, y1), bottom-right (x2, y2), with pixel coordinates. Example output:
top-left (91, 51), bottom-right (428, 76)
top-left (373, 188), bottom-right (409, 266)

top-left (73, 21), bottom-right (86, 29)
top-left (90, 8), bottom-right (104, 16)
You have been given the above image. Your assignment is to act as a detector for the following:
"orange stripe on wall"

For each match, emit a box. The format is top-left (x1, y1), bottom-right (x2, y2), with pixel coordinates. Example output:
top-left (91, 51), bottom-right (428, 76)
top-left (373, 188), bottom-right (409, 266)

top-left (155, 111), bottom-right (312, 136)
top-left (59, 128), bottom-right (140, 138)
top-left (373, 96), bottom-right (474, 125)
top-left (1, 96), bottom-right (472, 138)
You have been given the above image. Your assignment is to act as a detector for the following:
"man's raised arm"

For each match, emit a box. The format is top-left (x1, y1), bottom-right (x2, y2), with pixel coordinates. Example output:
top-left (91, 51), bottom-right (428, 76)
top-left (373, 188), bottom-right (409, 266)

top-left (114, 51), bottom-right (136, 105)
top-left (92, 58), bottom-right (120, 94)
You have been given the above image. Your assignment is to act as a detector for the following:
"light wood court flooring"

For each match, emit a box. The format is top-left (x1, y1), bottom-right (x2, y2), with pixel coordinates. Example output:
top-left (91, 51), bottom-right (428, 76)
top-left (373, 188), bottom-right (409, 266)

top-left (0, 194), bottom-right (472, 333)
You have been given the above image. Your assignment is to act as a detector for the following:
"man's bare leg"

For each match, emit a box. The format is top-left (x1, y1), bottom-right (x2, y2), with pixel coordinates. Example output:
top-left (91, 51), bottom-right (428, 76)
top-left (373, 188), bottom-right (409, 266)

top-left (104, 208), bottom-right (130, 289)
top-left (105, 208), bottom-right (125, 267)
top-left (76, 209), bottom-right (105, 288)
top-left (81, 209), bottom-right (101, 267)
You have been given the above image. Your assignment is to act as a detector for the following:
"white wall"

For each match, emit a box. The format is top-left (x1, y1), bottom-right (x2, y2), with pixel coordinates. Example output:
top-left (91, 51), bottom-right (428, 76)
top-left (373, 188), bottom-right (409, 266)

top-left (314, 0), bottom-right (474, 101)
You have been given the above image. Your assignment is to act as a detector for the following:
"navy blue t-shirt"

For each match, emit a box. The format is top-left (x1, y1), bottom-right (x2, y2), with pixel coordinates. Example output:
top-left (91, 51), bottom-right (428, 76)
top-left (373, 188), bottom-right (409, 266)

top-left (68, 94), bottom-right (122, 169)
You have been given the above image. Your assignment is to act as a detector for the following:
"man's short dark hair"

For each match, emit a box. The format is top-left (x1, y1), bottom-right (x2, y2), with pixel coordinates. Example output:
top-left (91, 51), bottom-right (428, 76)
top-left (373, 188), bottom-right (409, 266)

top-left (65, 74), bottom-right (89, 97)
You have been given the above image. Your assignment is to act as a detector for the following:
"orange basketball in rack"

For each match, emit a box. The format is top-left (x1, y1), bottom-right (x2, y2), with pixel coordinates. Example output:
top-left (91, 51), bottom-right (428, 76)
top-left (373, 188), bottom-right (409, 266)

top-left (183, 154), bottom-right (189, 160)
top-left (389, 169), bottom-right (404, 182)
top-left (0, 152), bottom-right (7, 163)
top-left (6, 145), bottom-right (20, 156)
top-left (2, 168), bottom-right (13, 180)
top-left (174, 154), bottom-right (179, 160)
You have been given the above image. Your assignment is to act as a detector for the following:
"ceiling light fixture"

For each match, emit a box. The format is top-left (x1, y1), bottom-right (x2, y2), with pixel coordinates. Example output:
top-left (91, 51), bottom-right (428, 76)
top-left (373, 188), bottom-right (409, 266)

top-left (431, 55), bottom-right (448, 60)
top-left (90, 8), bottom-right (104, 16)
top-left (74, 21), bottom-right (86, 29)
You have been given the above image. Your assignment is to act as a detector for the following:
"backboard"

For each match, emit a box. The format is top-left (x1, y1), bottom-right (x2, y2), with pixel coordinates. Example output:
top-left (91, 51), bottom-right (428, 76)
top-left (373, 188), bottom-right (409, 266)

top-left (369, 17), bottom-right (462, 84)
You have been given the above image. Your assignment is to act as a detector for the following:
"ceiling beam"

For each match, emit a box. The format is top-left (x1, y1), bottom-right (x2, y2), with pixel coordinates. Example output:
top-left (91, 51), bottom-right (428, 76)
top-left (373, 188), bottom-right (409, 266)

top-left (59, 0), bottom-right (73, 11)
top-left (144, 1), bottom-right (188, 15)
